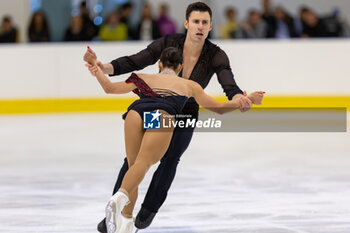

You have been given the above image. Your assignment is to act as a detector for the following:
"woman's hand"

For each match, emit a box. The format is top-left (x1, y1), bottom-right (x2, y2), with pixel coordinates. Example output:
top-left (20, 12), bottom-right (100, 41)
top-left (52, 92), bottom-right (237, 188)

top-left (247, 91), bottom-right (265, 105)
top-left (83, 46), bottom-right (97, 65)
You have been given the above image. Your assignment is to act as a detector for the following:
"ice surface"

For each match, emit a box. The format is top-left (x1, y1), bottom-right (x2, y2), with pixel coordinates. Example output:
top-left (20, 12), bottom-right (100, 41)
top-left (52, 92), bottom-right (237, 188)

top-left (0, 114), bottom-right (349, 233)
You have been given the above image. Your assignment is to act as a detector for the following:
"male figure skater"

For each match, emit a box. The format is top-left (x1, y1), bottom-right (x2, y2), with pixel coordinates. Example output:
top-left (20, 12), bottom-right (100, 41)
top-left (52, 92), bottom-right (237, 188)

top-left (84, 2), bottom-right (252, 232)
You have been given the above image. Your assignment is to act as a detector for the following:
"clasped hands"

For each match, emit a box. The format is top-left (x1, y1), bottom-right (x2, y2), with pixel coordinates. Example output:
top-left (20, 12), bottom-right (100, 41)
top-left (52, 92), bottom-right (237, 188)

top-left (239, 91), bottom-right (265, 112)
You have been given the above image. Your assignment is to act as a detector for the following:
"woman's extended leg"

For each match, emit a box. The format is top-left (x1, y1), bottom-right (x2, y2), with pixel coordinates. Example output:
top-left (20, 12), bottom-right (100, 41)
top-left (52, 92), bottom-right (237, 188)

top-left (121, 110), bottom-right (144, 217)
top-left (120, 112), bottom-right (175, 204)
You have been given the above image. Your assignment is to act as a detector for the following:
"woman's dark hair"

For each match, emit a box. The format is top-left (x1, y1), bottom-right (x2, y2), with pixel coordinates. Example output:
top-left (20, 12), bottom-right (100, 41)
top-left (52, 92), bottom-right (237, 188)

top-left (28, 10), bottom-right (50, 42)
top-left (186, 2), bottom-right (212, 20)
top-left (160, 47), bottom-right (183, 70)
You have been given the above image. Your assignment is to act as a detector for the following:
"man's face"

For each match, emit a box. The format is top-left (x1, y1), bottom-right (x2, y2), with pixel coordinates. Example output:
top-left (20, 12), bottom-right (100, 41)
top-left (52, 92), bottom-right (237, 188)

top-left (184, 11), bottom-right (212, 41)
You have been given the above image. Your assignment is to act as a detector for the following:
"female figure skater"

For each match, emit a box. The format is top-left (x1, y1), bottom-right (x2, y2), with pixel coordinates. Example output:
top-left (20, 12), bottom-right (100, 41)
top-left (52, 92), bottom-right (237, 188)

top-left (87, 47), bottom-right (264, 233)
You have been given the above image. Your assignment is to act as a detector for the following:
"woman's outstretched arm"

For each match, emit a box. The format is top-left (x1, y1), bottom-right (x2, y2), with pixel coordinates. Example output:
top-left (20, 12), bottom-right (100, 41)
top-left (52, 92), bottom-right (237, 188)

top-left (189, 81), bottom-right (264, 114)
top-left (89, 65), bottom-right (136, 94)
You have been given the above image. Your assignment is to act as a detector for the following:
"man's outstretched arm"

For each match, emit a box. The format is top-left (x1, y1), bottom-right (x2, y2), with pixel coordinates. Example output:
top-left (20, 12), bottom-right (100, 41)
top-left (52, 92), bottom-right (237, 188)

top-left (212, 49), bottom-right (253, 112)
top-left (84, 37), bottom-right (166, 76)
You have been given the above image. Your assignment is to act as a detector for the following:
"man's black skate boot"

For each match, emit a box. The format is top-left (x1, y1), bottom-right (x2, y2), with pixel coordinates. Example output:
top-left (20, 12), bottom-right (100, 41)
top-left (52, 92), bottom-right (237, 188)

top-left (135, 207), bottom-right (156, 229)
top-left (97, 218), bottom-right (107, 233)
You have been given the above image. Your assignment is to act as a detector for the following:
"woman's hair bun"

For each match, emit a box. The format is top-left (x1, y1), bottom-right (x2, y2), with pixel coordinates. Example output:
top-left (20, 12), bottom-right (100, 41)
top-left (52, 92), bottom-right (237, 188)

top-left (160, 47), bottom-right (183, 70)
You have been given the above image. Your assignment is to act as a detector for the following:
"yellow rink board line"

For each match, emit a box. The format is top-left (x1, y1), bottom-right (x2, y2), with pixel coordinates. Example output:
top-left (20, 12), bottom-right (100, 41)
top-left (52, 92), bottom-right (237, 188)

top-left (0, 96), bottom-right (350, 114)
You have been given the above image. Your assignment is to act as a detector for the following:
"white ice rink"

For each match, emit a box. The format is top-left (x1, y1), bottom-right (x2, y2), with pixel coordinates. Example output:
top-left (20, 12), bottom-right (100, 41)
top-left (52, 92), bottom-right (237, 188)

top-left (0, 113), bottom-right (349, 233)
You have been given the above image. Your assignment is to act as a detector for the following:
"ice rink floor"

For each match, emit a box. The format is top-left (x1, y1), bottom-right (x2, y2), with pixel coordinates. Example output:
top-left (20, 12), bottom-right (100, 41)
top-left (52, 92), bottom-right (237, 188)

top-left (1, 113), bottom-right (350, 233)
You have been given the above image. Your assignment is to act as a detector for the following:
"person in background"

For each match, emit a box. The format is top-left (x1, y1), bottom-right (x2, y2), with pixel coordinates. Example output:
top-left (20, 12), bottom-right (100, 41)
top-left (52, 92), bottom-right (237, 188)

top-left (118, 2), bottom-right (134, 39)
top-left (271, 6), bottom-right (298, 39)
top-left (321, 8), bottom-right (344, 37)
top-left (135, 3), bottom-right (161, 40)
top-left (0, 16), bottom-right (18, 43)
top-left (28, 10), bottom-right (50, 42)
top-left (293, 7), bottom-right (309, 37)
top-left (262, 0), bottom-right (273, 20)
top-left (301, 9), bottom-right (329, 38)
top-left (64, 15), bottom-right (89, 41)
top-left (337, 10), bottom-right (350, 37)
top-left (99, 11), bottom-right (128, 41)
top-left (220, 7), bottom-right (238, 39)
top-left (236, 10), bottom-right (267, 39)
top-left (261, 0), bottom-right (275, 37)
top-left (157, 3), bottom-right (177, 36)
top-left (80, 1), bottom-right (99, 40)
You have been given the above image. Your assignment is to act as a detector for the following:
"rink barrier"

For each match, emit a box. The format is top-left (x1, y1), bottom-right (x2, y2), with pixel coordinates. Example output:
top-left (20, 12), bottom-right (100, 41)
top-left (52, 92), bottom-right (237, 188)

top-left (0, 96), bottom-right (350, 114)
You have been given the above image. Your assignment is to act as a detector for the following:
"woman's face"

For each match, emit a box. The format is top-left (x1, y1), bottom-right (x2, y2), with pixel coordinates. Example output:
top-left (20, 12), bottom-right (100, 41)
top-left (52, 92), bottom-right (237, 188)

top-left (34, 13), bottom-right (44, 25)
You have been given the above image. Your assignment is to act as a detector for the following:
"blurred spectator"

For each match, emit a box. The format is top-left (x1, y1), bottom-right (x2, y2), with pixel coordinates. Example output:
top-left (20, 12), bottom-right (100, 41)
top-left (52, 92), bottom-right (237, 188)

top-left (120, 2), bottom-right (133, 24)
top-left (28, 11), bottom-right (50, 42)
top-left (64, 15), bottom-right (89, 41)
top-left (294, 7), bottom-right (309, 36)
top-left (220, 7), bottom-right (238, 39)
top-left (262, 0), bottom-right (273, 20)
top-left (98, 11), bottom-right (128, 41)
top-left (236, 10), bottom-right (267, 39)
top-left (261, 0), bottom-right (275, 37)
top-left (339, 15), bottom-right (350, 37)
top-left (157, 3), bottom-right (177, 36)
top-left (322, 8), bottom-right (344, 37)
top-left (135, 4), bottom-right (161, 40)
top-left (301, 9), bottom-right (329, 38)
top-left (118, 2), bottom-right (134, 39)
top-left (80, 1), bottom-right (99, 40)
top-left (0, 16), bottom-right (18, 43)
top-left (271, 6), bottom-right (298, 38)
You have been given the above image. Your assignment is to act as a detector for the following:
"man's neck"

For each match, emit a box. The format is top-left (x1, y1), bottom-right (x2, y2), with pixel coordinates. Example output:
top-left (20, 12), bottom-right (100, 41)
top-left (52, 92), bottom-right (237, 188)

top-left (183, 35), bottom-right (205, 57)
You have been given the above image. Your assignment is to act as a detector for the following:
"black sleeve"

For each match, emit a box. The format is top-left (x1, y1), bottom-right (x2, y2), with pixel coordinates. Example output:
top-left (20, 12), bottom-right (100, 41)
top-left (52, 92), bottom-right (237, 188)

top-left (110, 36), bottom-right (166, 76)
top-left (212, 49), bottom-right (243, 100)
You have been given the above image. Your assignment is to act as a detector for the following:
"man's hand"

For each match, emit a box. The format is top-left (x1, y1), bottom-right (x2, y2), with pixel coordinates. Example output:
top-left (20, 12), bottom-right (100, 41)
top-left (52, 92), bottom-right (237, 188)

top-left (247, 91), bottom-right (265, 105)
top-left (84, 46), bottom-right (97, 66)
top-left (239, 91), bottom-right (252, 112)
top-left (232, 92), bottom-right (252, 112)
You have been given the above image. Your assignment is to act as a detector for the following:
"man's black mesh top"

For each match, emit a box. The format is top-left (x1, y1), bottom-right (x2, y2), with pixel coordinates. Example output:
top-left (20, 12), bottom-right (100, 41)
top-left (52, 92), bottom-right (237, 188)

top-left (110, 33), bottom-right (243, 114)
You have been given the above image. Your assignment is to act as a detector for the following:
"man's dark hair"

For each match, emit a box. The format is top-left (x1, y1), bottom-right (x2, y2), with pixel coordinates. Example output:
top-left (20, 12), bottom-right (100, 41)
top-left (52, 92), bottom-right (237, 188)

top-left (160, 47), bottom-right (183, 70)
top-left (186, 2), bottom-right (212, 20)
